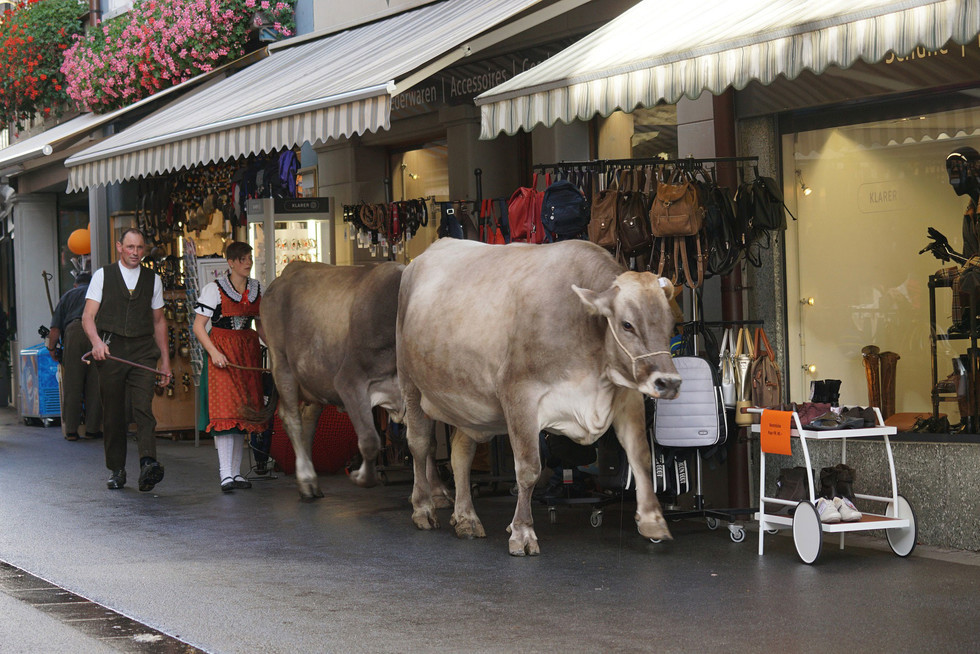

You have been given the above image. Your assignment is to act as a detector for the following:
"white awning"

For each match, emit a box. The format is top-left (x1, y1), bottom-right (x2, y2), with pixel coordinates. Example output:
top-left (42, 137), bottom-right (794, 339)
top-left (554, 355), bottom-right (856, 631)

top-left (65, 0), bottom-right (564, 192)
top-left (476, 0), bottom-right (980, 138)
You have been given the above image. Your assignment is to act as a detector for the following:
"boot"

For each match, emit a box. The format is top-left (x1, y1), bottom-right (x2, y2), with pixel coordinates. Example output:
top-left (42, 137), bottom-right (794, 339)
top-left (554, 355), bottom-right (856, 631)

top-left (833, 463), bottom-right (855, 500)
top-left (824, 379), bottom-right (842, 408)
top-left (819, 466), bottom-right (838, 500)
top-left (810, 380), bottom-right (828, 403)
top-left (879, 352), bottom-right (900, 419)
top-left (861, 345), bottom-right (881, 409)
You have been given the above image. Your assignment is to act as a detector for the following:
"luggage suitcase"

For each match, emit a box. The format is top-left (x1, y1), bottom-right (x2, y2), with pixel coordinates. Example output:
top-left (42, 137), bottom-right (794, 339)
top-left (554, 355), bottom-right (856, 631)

top-left (652, 356), bottom-right (727, 448)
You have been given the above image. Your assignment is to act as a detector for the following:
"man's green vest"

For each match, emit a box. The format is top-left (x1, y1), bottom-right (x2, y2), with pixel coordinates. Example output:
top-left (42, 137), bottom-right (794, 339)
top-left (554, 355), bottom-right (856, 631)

top-left (94, 264), bottom-right (155, 338)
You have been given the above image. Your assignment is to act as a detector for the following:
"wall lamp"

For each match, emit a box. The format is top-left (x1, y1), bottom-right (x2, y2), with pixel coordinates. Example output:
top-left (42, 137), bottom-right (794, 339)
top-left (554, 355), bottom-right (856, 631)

top-left (800, 297), bottom-right (815, 306)
top-left (802, 363), bottom-right (817, 374)
top-left (795, 169), bottom-right (812, 196)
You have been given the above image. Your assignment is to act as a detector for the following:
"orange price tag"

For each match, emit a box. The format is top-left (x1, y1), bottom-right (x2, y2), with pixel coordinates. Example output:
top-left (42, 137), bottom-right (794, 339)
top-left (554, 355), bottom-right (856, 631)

top-left (760, 410), bottom-right (793, 455)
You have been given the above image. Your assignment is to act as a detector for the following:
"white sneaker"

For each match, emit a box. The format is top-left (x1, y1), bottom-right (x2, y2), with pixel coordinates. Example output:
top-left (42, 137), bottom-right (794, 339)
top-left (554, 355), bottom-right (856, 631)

top-left (834, 496), bottom-right (862, 522)
top-left (816, 497), bottom-right (841, 523)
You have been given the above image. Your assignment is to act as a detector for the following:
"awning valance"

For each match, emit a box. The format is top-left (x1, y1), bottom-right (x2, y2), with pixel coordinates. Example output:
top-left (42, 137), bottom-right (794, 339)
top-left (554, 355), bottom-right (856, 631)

top-left (66, 0), bottom-right (553, 192)
top-left (476, 0), bottom-right (980, 138)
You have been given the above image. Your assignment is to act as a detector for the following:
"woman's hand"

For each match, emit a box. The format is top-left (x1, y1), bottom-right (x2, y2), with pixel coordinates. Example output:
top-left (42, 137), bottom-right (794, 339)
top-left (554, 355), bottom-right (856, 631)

top-left (212, 351), bottom-right (230, 368)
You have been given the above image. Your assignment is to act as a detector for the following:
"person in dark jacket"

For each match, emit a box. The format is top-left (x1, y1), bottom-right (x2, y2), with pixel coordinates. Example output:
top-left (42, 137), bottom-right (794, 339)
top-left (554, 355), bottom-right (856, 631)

top-left (47, 272), bottom-right (102, 441)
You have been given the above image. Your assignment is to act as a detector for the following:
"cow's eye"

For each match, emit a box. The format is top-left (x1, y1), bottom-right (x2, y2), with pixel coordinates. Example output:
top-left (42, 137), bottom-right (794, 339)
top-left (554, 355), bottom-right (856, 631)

top-left (622, 321), bottom-right (634, 333)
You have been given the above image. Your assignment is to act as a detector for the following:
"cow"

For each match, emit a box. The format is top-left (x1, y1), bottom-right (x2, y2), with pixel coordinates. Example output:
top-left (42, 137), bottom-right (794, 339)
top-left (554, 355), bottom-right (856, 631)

top-left (396, 239), bottom-right (681, 555)
top-left (260, 261), bottom-right (449, 503)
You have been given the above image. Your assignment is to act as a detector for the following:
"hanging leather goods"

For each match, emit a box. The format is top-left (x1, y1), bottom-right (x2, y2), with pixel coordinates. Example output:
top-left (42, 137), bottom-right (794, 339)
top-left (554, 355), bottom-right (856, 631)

top-left (734, 326), bottom-right (756, 426)
top-left (589, 168), bottom-right (619, 250)
top-left (750, 327), bottom-right (783, 422)
top-left (718, 327), bottom-right (736, 408)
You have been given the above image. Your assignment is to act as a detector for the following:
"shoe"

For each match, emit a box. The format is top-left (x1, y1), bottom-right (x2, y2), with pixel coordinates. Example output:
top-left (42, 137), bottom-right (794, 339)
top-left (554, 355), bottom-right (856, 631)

top-left (65, 433), bottom-right (79, 441)
top-left (253, 461), bottom-right (269, 476)
top-left (82, 431), bottom-right (102, 440)
top-left (138, 460), bottom-right (165, 492)
top-left (815, 497), bottom-right (841, 523)
top-left (232, 475), bottom-right (252, 489)
top-left (221, 477), bottom-right (235, 493)
top-left (834, 496), bottom-right (862, 522)
top-left (107, 469), bottom-right (126, 490)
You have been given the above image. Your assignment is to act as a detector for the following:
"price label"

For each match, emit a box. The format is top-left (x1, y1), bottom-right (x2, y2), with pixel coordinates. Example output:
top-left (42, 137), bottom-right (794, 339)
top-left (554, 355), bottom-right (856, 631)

top-left (761, 410), bottom-right (793, 455)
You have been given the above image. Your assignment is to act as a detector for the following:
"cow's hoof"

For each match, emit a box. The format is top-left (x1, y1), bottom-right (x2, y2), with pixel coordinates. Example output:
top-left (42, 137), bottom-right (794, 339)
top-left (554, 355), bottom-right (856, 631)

top-left (451, 515), bottom-right (487, 539)
top-left (348, 468), bottom-right (379, 488)
top-left (412, 508), bottom-right (440, 530)
top-left (506, 524), bottom-right (540, 556)
top-left (636, 512), bottom-right (672, 541)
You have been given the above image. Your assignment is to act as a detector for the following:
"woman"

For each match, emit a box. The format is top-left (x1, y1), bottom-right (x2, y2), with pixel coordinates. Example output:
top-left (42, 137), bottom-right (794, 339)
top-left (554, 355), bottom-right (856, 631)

top-left (193, 241), bottom-right (265, 492)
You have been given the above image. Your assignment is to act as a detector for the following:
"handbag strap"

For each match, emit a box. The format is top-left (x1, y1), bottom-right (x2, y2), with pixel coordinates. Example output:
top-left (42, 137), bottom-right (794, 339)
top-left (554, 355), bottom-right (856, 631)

top-left (753, 327), bottom-right (775, 360)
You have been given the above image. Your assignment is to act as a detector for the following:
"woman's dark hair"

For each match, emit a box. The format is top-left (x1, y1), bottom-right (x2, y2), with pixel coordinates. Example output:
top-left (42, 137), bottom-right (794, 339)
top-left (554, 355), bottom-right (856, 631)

top-left (225, 241), bottom-right (253, 261)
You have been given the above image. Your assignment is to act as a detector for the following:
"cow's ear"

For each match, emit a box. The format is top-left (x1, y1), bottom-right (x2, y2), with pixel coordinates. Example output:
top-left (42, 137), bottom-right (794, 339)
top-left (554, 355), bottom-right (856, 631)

top-left (573, 284), bottom-right (614, 317)
top-left (658, 277), bottom-right (676, 300)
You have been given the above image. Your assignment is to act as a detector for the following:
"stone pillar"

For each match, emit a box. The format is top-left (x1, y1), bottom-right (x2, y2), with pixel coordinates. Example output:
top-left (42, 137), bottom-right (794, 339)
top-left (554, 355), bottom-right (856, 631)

top-left (442, 104), bottom-right (524, 201)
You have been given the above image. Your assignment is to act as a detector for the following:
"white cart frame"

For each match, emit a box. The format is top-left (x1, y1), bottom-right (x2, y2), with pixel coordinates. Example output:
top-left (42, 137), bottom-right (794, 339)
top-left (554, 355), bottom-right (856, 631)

top-left (752, 407), bottom-right (917, 564)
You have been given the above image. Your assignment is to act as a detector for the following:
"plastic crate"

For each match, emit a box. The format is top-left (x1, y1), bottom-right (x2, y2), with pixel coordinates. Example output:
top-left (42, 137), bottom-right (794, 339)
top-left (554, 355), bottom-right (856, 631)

top-left (19, 344), bottom-right (61, 419)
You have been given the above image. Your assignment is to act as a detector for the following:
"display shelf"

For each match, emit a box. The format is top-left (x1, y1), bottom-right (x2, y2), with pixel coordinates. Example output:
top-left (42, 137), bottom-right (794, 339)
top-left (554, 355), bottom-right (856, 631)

top-left (751, 407), bottom-right (917, 564)
top-left (928, 274), bottom-right (978, 423)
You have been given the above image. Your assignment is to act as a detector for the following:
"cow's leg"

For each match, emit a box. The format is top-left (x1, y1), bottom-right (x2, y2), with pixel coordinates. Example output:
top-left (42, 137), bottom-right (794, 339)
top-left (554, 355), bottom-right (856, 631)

top-left (449, 428), bottom-right (486, 539)
top-left (402, 382), bottom-right (439, 530)
top-left (334, 384), bottom-right (380, 488)
top-left (503, 411), bottom-right (542, 556)
top-left (613, 391), bottom-right (670, 541)
top-left (273, 366), bottom-right (324, 500)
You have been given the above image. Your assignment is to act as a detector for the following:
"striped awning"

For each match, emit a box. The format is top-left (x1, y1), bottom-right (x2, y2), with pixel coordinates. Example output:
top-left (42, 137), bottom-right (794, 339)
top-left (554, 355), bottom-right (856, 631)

top-left (66, 0), bottom-right (548, 192)
top-left (476, 0), bottom-right (980, 138)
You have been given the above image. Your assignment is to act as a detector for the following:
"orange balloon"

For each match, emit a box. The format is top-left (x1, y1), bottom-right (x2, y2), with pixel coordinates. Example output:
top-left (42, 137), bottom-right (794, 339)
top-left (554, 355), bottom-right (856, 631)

top-left (67, 228), bottom-right (91, 255)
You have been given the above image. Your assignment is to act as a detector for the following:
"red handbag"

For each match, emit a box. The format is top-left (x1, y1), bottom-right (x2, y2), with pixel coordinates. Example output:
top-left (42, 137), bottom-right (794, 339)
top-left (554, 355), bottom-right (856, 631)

top-left (480, 199), bottom-right (506, 245)
top-left (507, 173), bottom-right (549, 243)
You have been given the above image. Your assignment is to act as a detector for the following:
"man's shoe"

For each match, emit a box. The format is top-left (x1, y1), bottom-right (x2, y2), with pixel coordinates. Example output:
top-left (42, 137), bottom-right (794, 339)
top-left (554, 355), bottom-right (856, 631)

top-left (107, 469), bottom-right (126, 490)
top-left (138, 460), bottom-right (165, 492)
top-left (834, 496), bottom-right (863, 522)
top-left (65, 433), bottom-right (79, 441)
top-left (253, 461), bottom-right (269, 476)
top-left (815, 497), bottom-right (841, 523)
top-left (221, 477), bottom-right (235, 493)
top-left (232, 475), bottom-right (252, 489)
top-left (82, 431), bottom-right (102, 440)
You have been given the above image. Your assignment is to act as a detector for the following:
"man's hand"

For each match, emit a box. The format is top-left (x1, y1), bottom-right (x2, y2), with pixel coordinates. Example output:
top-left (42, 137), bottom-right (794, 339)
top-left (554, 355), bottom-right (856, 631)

top-left (90, 339), bottom-right (110, 361)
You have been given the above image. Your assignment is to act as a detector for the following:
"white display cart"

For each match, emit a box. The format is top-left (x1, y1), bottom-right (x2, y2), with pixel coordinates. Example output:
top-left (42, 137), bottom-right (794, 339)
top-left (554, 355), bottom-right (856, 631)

top-left (751, 407), bottom-right (917, 564)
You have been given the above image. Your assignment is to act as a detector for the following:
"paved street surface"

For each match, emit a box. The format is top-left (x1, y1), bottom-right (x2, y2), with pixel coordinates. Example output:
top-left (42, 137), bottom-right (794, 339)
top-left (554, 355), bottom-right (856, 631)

top-left (2, 405), bottom-right (980, 653)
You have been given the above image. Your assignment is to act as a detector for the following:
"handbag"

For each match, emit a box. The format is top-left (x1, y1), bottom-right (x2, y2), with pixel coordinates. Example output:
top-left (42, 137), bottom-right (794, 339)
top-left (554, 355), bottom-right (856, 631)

top-left (507, 173), bottom-right (548, 243)
top-left (733, 326), bottom-right (755, 426)
top-left (718, 327), bottom-right (736, 408)
top-left (750, 327), bottom-right (782, 412)
top-left (617, 168), bottom-right (653, 256)
top-left (649, 168), bottom-right (705, 238)
top-left (480, 198), bottom-right (506, 245)
top-left (589, 169), bottom-right (619, 250)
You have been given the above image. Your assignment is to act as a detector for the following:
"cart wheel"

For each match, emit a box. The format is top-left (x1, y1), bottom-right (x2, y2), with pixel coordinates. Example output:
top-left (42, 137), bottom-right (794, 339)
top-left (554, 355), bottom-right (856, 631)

top-left (705, 516), bottom-right (719, 530)
top-left (766, 528), bottom-right (780, 535)
top-left (792, 501), bottom-right (822, 564)
top-left (885, 494), bottom-right (918, 558)
top-left (510, 484), bottom-right (519, 497)
top-left (470, 484), bottom-right (480, 499)
top-left (590, 510), bottom-right (603, 528)
top-left (549, 507), bottom-right (557, 524)
top-left (649, 538), bottom-right (662, 544)
top-left (729, 525), bottom-right (746, 543)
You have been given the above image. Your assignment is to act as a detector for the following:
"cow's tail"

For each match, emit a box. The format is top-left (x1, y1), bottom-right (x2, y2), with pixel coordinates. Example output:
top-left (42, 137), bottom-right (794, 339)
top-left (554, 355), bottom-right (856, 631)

top-left (239, 382), bottom-right (279, 426)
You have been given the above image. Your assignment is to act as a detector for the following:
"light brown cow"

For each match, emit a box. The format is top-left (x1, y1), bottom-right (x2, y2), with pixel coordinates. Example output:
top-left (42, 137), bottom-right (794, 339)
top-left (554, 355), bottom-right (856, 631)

top-left (396, 239), bottom-right (681, 555)
top-left (261, 261), bottom-right (449, 503)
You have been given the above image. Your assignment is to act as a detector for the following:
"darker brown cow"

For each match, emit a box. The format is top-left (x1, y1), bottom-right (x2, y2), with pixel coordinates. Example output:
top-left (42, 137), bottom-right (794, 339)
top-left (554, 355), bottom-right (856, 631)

top-left (261, 261), bottom-right (448, 502)
top-left (396, 239), bottom-right (680, 555)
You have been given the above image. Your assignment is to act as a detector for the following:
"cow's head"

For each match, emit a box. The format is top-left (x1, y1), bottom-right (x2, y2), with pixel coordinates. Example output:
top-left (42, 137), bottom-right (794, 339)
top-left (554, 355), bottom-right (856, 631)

top-left (573, 273), bottom-right (681, 399)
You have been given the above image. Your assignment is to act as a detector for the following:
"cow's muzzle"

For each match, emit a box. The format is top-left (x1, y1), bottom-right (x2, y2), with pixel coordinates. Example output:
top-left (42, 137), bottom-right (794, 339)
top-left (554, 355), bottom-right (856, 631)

top-left (647, 373), bottom-right (681, 400)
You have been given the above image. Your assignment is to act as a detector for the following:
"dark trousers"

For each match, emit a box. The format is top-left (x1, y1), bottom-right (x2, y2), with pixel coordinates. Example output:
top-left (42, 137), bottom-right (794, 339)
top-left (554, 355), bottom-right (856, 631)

top-left (61, 321), bottom-right (102, 433)
top-left (94, 333), bottom-right (160, 471)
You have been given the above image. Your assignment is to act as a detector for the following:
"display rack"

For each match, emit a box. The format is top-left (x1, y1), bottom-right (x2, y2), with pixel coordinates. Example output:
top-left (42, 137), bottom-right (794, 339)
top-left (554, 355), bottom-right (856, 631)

top-left (751, 407), bottom-right (917, 564)
top-left (928, 274), bottom-right (977, 427)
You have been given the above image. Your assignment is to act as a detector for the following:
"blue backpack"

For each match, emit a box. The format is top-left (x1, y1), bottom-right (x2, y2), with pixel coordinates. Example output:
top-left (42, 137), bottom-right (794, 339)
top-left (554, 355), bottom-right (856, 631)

top-left (541, 179), bottom-right (590, 241)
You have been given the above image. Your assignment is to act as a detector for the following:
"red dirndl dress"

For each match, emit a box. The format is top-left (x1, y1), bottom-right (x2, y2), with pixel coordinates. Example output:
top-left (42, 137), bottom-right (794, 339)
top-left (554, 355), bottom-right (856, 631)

top-left (206, 278), bottom-right (265, 434)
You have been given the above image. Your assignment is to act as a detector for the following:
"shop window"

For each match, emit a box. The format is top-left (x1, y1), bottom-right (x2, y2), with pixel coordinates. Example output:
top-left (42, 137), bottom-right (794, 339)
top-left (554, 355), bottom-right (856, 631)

top-left (786, 105), bottom-right (980, 423)
top-left (631, 105), bottom-right (678, 160)
top-left (383, 140), bottom-right (448, 263)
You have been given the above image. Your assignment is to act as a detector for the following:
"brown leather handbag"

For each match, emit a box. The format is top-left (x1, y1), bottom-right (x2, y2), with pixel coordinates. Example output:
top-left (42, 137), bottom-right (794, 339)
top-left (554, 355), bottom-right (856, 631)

top-left (750, 327), bottom-right (783, 413)
top-left (589, 169), bottom-right (619, 250)
top-left (617, 168), bottom-right (653, 256)
top-left (649, 169), bottom-right (705, 237)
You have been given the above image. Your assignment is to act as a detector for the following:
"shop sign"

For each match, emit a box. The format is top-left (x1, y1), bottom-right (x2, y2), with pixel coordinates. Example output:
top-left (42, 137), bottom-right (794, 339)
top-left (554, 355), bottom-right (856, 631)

top-left (858, 182), bottom-right (901, 214)
top-left (390, 37), bottom-right (580, 119)
top-left (274, 197), bottom-right (330, 214)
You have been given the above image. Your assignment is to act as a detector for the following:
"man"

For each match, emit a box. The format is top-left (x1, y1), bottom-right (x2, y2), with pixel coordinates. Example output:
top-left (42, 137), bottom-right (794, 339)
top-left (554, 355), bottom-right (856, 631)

top-left (47, 272), bottom-right (102, 441)
top-left (82, 229), bottom-right (171, 491)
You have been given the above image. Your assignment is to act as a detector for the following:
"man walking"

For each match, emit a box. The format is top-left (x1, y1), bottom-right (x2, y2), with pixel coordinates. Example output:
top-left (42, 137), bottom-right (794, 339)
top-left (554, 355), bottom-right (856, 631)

top-left (47, 272), bottom-right (102, 441)
top-left (82, 229), bottom-right (171, 491)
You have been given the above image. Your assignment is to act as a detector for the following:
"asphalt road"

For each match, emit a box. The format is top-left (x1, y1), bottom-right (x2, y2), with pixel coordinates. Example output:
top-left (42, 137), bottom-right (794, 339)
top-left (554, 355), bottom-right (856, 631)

top-left (2, 406), bottom-right (980, 653)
